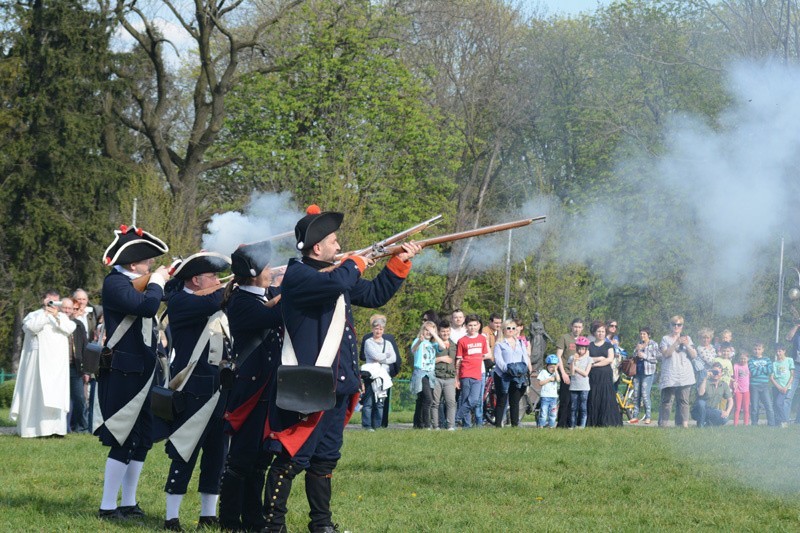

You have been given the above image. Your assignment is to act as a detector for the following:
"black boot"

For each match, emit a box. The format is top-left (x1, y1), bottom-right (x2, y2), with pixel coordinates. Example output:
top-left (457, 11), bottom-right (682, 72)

top-left (241, 468), bottom-right (267, 531)
top-left (263, 463), bottom-right (297, 532)
top-left (218, 466), bottom-right (245, 531)
top-left (305, 471), bottom-right (334, 532)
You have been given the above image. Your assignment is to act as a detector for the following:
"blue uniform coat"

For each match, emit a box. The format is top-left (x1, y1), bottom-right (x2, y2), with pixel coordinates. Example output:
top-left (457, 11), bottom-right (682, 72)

top-left (223, 287), bottom-right (283, 455)
top-left (268, 256), bottom-right (409, 458)
top-left (164, 288), bottom-right (228, 459)
top-left (95, 269), bottom-right (163, 451)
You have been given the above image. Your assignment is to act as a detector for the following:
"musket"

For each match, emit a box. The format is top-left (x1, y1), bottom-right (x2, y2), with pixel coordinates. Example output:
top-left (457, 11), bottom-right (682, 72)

top-left (369, 216), bottom-right (546, 260)
top-left (334, 214), bottom-right (443, 261)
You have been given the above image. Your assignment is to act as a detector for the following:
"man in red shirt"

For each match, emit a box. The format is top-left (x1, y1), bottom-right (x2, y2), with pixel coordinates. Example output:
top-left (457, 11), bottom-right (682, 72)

top-left (455, 315), bottom-right (490, 428)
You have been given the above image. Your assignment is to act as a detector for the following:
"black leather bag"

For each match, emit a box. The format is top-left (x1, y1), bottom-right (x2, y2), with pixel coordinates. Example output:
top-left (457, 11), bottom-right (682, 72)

top-left (275, 365), bottom-right (336, 414)
top-left (150, 386), bottom-right (185, 421)
top-left (82, 342), bottom-right (105, 375)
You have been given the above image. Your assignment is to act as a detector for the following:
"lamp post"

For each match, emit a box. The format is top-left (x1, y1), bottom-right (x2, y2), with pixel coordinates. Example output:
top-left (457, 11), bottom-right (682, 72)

top-left (776, 236), bottom-right (800, 344)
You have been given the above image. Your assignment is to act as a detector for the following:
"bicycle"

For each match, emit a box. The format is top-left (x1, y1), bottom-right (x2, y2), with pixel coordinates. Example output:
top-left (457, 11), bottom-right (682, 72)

top-left (483, 372), bottom-right (540, 426)
top-left (616, 373), bottom-right (636, 420)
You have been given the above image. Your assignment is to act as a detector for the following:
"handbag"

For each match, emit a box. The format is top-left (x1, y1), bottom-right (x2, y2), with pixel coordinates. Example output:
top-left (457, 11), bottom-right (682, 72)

top-left (276, 365), bottom-right (336, 414)
top-left (691, 356), bottom-right (706, 373)
top-left (150, 385), bottom-right (185, 422)
top-left (277, 295), bottom-right (344, 415)
top-left (82, 342), bottom-right (110, 375)
top-left (150, 312), bottom-right (218, 422)
top-left (619, 357), bottom-right (637, 377)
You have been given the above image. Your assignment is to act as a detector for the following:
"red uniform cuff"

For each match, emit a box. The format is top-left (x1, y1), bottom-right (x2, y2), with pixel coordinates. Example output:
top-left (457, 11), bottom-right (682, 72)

top-left (387, 255), bottom-right (412, 279)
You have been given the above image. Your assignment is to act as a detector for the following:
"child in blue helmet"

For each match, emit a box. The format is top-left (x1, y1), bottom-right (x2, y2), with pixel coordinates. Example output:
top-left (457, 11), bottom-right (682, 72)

top-left (537, 354), bottom-right (561, 428)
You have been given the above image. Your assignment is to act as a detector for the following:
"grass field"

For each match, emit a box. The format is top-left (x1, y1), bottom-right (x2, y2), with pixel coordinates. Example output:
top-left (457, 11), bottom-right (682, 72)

top-left (2, 417), bottom-right (800, 532)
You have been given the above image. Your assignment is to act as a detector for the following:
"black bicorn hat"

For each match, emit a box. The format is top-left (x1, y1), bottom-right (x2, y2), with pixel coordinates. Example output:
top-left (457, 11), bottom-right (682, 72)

top-left (231, 240), bottom-right (273, 278)
top-left (168, 251), bottom-right (231, 280)
top-left (102, 225), bottom-right (169, 266)
top-left (294, 204), bottom-right (344, 251)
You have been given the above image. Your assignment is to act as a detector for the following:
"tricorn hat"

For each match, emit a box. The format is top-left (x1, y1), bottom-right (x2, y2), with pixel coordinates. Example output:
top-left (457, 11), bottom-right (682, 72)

top-left (102, 225), bottom-right (169, 266)
top-left (169, 251), bottom-right (231, 280)
top-left (294, 205), bottom-right (344, 251)
top-left (231, 240), bottom-right (273, 278)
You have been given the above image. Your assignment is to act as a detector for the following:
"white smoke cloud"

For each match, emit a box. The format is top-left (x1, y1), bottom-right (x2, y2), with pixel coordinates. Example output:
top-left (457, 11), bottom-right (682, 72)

top-left (201, 191), bottom-right (302, 255)
top-left (540, 60), bottom-right (800, 316)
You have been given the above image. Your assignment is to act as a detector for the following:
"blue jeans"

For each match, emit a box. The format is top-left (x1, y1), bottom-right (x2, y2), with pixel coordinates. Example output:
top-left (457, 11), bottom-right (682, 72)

top-left (774, 388), bottom-right (791, 424)
top-left (361, 380), bottom-right (384, 429)
top-left (474, 374), bottom-right (485, 426)
top-left (632, 373), bottom-right (654, 420)
top-left (691, 399), bottom-right (728, 427)
top-left (750, 383), bottom-right (775, 426)
top-left (68, 366), bottom-right (88, 433)
top-left (456, 378), bottom-right (482, 428)
top-left (539, 397), bottom-right (558, 428)
top-left (785, 367), bottom-right (800, 422)
top-left (570, 390), bottom-right (588, 428)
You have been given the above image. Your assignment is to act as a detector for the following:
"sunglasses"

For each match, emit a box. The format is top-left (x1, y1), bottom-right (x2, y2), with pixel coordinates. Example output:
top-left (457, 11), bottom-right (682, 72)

top-left (505, 326), bottom-right (517, 330)
top-left (671, 323), bottom-right (683, 327)
top-left (608, 324), bottom-right (618, 328)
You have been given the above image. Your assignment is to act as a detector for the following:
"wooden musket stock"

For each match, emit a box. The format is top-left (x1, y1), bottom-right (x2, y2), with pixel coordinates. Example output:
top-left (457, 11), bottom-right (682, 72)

top-left (370, 216), bottom-right (546, 260)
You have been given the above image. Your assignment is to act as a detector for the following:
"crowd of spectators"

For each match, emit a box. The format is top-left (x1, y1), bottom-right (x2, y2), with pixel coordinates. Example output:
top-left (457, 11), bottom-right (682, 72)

top-left (365, 309), bottom-right (800, 429)
top-left (10, 289), bottom-right (102, 438)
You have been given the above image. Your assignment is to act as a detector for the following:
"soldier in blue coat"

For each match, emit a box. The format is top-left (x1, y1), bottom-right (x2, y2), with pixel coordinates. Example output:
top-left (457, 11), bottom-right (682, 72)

top-left (219, 241), bottom-right (284, 532)
top-left (262, 205), bottom-right (420, 533)
top-left (95, 225), bottom-right (169, 520)
top-left (161, 251), bottom-right (232, 531)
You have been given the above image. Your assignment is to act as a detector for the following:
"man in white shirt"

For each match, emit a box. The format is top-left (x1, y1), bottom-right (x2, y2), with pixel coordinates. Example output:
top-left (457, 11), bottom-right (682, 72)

top-left (449, 309), bottom-right (467, 343)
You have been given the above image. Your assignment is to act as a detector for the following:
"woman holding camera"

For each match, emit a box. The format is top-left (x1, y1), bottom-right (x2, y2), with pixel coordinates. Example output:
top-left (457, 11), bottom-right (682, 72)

top-left (657, 315), bottom-right (697, 428)
top-left (410, 321), bottom-right (445, 429)
top-left (629, 327), bottom-right (660, 425)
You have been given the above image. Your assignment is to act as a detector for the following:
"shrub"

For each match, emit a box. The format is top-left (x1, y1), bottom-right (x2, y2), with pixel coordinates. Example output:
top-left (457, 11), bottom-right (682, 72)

top-left (0, 379), bottom-right (15, 408)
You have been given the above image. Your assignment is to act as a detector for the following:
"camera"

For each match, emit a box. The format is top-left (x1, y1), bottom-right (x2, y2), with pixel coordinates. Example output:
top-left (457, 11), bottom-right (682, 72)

top-left (47, 300), bottom-right (63, 307)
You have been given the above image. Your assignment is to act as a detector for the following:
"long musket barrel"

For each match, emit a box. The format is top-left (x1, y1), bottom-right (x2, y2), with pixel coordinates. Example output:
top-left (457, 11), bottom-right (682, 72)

top-left (371, 216), bottom-right (546, 260)
top-left (334, 214), bottom-right (443, 261)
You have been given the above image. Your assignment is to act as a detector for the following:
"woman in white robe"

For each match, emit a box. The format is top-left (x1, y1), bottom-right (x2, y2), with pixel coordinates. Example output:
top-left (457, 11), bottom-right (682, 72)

top-left (10, 295), bottom-right (76, 438)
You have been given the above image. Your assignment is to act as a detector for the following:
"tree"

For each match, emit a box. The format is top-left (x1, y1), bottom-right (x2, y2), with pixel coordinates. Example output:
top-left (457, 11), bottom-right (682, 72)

top-left (100, 0), bottom-right (307, 236)
top-left (400, 0), bottom-right (536, 311)
top-left (213, 0), bottom-right (458, 237)
top-left (0, 0), bottom-right (129, 369)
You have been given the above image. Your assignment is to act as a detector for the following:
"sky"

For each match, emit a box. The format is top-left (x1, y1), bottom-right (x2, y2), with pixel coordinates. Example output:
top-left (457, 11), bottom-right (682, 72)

top-left (535, 0), bottom-right (608, 16)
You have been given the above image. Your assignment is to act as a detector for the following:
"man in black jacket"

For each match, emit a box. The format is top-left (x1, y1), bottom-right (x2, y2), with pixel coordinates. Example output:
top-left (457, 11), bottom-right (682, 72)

top-left (62, 298), bottom-right (89, 433)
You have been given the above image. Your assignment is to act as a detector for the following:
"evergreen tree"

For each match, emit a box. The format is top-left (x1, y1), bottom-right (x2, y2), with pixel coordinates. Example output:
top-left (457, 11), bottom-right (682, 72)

top-left (0, 0), bottom-right (127, 367)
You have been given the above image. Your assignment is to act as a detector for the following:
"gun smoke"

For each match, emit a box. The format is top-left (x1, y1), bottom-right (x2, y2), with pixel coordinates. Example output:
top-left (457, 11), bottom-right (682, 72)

top-left (475, 59), bottom-right (800, 318)
top-left (201, 192), bottom-right (302, 256)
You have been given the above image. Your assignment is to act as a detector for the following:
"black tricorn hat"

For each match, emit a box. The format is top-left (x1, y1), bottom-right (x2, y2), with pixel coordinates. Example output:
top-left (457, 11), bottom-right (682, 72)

top-left (231, 240), bottom-right (273, 278)
top-left (294, 204), bottom-right (344, 251)
top-left (102, 225), bottom-right (169, 266)
top-left (168, 251), bottom-right (231, 280)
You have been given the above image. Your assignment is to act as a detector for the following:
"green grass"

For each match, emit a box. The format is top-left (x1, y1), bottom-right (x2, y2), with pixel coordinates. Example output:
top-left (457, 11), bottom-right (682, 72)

top-left (2, 425), bottom-right (800, 531)
top-left (0, 407), bottom-right (13, 427)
